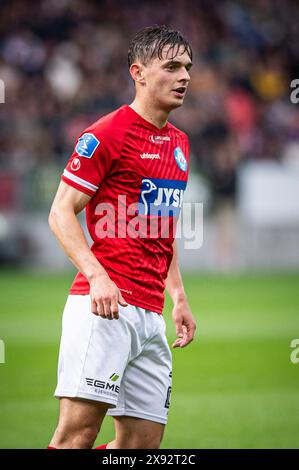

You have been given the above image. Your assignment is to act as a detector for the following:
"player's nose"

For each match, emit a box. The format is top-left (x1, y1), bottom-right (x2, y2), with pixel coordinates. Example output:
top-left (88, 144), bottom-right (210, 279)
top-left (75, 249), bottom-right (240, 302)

top-left (178, 67), bottom-right (191, 84)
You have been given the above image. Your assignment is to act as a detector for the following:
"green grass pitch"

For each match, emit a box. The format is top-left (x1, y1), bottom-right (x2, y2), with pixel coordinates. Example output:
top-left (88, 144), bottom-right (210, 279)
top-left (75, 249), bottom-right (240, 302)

top-left (0, 270), bottom-right (299, 448)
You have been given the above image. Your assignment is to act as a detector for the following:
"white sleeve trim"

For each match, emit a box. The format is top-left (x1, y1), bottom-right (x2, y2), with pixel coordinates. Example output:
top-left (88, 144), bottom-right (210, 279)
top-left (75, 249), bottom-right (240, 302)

top-left (63, 169), bottom-right (98, 193)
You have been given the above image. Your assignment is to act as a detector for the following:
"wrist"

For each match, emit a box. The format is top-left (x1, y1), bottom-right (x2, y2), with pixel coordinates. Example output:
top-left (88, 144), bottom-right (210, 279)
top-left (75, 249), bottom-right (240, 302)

top-left (171, 290), bottom-right (187, 305)
top-left (86, 268), bottom-right (108, 284)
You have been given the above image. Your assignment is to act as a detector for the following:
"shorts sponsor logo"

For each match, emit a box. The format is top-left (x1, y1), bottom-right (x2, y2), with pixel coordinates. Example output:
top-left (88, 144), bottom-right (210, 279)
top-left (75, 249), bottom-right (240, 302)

top-left (138, 177), bottom-right (186, 217)
top-left (109, 373), bottom-right (120, 382)
top-left (75, 133), bottom-right (100, 158)
top-left (85, 377), bottom-right (120, 394)
top-left (165, 386), bottom-right (172, 409)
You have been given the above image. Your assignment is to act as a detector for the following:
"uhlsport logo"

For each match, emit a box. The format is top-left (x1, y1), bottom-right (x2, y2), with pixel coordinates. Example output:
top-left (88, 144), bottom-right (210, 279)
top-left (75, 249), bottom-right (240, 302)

top-left (75, 133), bottom-right (100, 158)
top-left (174, 146), bottom-right (187, 172)
top-left (138, 178), bottom-right (186, 217)
top-left (71, 157), bottom-right (81, 171)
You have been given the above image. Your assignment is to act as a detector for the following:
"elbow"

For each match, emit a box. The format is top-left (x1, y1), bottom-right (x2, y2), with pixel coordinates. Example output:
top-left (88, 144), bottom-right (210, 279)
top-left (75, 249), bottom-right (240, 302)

top-left (48, 204), bottom-right (75, 234)
top-left (48, 207), bottom-right (59, 233)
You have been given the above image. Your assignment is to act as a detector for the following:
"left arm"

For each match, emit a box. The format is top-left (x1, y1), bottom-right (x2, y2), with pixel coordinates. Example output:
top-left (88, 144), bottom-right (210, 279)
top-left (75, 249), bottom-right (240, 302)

top-left (165, 240), bottom-right (197, 348)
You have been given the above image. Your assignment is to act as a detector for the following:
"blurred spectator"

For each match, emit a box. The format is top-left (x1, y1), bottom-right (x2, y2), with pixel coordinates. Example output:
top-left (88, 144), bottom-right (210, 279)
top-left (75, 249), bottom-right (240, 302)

top-left (0, 0), bottom-right (298, 212)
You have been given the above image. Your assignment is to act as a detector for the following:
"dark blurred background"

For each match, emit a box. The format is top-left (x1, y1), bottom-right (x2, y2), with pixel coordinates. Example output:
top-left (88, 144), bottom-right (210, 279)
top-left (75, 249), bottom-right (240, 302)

top-left (0, 0), bottom-right (299, 270)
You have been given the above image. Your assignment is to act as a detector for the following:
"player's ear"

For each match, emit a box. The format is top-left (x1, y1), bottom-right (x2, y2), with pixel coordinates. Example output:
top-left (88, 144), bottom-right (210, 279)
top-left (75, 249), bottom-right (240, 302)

top-left (129, 63), bottom-right (146, 86)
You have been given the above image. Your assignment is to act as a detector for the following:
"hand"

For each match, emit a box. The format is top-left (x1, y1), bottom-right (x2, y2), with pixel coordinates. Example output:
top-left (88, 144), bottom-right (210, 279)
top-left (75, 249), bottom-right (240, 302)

top-left (89, 273), bottom-right (128, 320)
top-left (172, 298), bottom-right (197, 348)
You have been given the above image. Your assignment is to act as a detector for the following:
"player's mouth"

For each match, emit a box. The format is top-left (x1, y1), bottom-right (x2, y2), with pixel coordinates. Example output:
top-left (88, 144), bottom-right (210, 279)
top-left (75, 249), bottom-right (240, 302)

top-left (172, 86), bottom-right (187, 98)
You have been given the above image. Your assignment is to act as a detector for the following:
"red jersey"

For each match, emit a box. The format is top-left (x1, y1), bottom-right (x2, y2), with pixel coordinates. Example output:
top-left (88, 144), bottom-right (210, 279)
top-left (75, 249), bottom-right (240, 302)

top-left (62, 104), bottom-right (189, 314)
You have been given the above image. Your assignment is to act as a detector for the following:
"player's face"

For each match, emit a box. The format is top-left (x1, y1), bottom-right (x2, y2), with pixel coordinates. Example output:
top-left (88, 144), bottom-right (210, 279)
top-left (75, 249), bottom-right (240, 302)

top-left (144, 46), bottom-right (192, 111)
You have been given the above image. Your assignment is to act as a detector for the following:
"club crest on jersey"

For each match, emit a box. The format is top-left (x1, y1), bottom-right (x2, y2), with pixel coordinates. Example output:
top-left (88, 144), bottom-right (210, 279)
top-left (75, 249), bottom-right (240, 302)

top-left (75, 133), bottom-right (100, 158)
top-left (174, 146), bottom-right (187, 172)
top-left (138, 178), bottom-right (186, 217)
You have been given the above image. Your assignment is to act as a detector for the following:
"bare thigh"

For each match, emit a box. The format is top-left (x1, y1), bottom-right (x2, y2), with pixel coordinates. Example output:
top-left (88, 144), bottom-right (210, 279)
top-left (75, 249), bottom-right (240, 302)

top-left (111, 416), bottom-right (165, 449)
top-left (50, 397), bottom-right (110, 448)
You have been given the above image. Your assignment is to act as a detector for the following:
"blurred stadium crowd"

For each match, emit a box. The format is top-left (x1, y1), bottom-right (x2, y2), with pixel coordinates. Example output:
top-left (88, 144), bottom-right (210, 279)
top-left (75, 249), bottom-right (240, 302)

top-left (0, 0), bottom-right (299, 212)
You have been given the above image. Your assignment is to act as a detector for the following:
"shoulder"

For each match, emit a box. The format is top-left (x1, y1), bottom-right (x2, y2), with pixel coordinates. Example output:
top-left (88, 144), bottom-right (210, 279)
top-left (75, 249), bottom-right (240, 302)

top-left (83, 105), bottom-right (133, 146)
top-left (73, 106), bottom-right (134, 157)
top-left (168, 121), bottom-right (189, 143)
top-left (72, 106), bottom-right (135, 161)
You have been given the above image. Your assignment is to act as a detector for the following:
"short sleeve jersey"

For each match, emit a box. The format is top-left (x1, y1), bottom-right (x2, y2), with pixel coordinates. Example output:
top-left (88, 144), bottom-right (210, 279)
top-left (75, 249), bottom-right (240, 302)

top-left (62, 104), bottom-right (189, 314)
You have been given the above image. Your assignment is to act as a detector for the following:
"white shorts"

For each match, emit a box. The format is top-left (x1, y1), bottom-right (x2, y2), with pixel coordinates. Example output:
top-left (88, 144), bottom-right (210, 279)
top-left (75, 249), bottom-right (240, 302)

top-left (54, 295), bottom-right (172, 425)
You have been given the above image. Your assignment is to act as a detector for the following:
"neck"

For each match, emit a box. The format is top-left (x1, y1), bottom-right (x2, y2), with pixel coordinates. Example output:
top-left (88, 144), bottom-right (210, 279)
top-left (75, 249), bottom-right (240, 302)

top-left (129, 97), bottom-right (169, 129)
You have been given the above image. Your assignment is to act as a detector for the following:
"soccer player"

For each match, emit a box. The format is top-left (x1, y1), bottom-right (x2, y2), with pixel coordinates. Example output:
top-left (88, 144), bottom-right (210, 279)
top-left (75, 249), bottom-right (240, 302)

top-left (48, 25), bottom-right (196, 449)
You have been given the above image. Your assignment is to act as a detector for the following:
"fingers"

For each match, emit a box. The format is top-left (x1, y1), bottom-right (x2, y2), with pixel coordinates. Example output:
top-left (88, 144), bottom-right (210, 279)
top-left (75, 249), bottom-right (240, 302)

top-left (90, 277), bottom-right (127, 319)
top-left (183, 321), bottom-right (196, 347)
top-left (110, 296), bottom-right (119, 320)
top-left (172, 321), bottom-right (197, 349)
top-left (102, 297), bottom-right (113, 320)
top-left (187, 320), bottom-right (197, 345)
top-left (176, 327), bottom-right (184, 340)
top-left (91, 298), bottom-right (104, 317)
top-left (118, 292), bottom-right (128, 307)
top-left (96, 300), bottom-right (104, 317)
top-left (91, 298), bottom-right (98, 315)
top-left (172, 320), bottom-right (184, 348)
top-left (178, 325), bottom-right (190, 348)
top-left (91, 294), bottom-right (124, 320)
top-left (172, 325), bottom-right (187, 348)
top-left (90, 296), bottom-right (111, 319)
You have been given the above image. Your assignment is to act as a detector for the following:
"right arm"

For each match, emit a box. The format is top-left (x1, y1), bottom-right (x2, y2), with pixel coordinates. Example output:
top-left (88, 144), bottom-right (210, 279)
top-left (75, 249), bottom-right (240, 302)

top-left (48, 181), bottom-right (127, 320)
